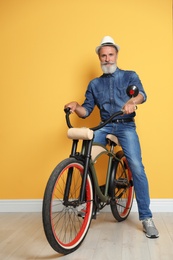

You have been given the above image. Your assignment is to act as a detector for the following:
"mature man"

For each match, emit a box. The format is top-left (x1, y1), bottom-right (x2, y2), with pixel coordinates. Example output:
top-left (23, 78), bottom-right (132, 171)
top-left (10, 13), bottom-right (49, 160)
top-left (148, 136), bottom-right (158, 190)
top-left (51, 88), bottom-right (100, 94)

top-left (65, 36), bottom-right (159, 238)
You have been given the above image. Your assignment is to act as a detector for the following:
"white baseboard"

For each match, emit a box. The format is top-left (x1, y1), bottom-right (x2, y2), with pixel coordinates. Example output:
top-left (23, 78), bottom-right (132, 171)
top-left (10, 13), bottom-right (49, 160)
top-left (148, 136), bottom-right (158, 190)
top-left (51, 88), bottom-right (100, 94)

top-left (0, 199), bottom-right (173, 213)
top-left (0, 199), bottom-right (43, 212)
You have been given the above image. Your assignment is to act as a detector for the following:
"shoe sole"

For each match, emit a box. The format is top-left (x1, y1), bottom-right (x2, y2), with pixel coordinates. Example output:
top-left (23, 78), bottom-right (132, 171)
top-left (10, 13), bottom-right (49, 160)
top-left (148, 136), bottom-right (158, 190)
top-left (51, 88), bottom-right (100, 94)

top-left (143, 229), bottom-right (159, 238)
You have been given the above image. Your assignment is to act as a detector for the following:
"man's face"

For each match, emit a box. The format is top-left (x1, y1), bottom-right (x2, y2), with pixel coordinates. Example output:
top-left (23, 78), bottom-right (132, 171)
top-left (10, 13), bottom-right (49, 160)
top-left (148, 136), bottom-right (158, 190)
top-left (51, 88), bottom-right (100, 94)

top-left (99, 46), bottom-right (118, 74)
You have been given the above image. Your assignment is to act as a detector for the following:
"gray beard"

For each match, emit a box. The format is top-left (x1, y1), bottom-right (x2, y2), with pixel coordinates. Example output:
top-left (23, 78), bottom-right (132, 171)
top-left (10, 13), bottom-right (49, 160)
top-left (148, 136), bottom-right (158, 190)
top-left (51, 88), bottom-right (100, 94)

top-left (101, 63), bottom-right (117, 74)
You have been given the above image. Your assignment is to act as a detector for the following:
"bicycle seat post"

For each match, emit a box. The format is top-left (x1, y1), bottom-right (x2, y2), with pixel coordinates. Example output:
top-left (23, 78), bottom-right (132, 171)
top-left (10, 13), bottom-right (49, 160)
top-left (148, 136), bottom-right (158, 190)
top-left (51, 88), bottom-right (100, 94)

top-left (103, 136), bottom-right (118, 196)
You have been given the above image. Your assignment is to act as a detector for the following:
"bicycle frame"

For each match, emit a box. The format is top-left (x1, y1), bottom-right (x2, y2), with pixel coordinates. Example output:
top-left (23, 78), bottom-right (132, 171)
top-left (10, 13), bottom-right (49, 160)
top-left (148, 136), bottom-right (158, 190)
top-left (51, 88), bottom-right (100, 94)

top-left (67, 136), bottom-right (122, 206)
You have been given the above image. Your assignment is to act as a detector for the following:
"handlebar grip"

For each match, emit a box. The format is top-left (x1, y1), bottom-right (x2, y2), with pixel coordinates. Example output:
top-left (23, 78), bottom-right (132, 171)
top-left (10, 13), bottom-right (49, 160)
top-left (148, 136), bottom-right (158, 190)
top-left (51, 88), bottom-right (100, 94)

top-left (64, 107), bottom-right (71, 114)
top-left (121, 105), bottom-right (137, 114)
top-left (64, 107), bottom-right (73, 128)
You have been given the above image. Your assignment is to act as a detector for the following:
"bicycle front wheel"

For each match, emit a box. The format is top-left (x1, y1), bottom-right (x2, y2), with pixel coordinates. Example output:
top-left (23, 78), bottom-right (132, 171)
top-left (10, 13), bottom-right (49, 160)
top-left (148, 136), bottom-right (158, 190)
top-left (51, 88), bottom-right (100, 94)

top-left (42, 158), bottom-right (94, 255)
top-left (109, 151), bottom-right (134, 222)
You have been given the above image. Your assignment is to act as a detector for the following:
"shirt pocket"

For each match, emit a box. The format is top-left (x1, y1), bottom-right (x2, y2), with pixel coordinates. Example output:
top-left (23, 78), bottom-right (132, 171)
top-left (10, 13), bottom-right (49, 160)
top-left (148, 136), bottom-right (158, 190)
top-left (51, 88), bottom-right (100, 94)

top-left (94, 90), bottom-right (105, 108)
top-left (116, 84), bottom-right (128, 99)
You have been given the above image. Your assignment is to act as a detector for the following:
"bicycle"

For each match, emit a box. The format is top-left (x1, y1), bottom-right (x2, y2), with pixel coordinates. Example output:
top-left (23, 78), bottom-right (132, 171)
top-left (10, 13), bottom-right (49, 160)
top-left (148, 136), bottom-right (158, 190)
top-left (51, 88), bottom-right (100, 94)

top-left (42, 85), bottom-right (139, 255)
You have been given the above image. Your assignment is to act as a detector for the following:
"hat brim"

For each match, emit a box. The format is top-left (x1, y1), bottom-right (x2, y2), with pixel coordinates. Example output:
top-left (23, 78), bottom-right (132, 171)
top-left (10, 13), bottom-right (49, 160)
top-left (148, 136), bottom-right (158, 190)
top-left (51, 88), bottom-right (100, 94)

top-left (95, 43), bottom-right (120, 54)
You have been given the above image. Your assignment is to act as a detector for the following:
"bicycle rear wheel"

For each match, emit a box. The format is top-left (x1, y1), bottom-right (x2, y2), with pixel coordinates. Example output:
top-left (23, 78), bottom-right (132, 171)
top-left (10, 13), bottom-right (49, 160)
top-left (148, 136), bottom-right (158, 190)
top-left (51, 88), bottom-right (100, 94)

top-left (42, 158), bottom-right (93, 255)
top-left (109, 151), bottom-right (134, 222)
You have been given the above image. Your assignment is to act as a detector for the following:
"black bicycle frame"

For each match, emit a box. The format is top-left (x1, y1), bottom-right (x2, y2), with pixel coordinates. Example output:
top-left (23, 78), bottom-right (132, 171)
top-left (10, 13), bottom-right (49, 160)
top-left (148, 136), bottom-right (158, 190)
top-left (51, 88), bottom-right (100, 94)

top-left (63, 138), bottom-right (93, 205)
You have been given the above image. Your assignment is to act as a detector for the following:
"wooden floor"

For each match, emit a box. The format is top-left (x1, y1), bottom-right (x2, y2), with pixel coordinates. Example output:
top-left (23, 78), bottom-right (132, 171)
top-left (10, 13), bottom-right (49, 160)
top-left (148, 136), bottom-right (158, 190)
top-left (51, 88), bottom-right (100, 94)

top-left (0, 212), bottom-right (173, 260)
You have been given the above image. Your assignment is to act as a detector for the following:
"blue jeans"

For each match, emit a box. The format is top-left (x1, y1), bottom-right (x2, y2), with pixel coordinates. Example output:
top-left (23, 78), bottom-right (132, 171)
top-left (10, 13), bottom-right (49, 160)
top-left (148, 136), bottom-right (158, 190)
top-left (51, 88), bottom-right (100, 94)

top-left (93, 121), bottom-right (152, 221)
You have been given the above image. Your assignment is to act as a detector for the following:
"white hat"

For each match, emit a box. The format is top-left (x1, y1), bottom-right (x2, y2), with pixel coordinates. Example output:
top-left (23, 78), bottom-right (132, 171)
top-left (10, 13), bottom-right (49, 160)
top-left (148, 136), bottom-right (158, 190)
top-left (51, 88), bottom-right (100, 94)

top-left (95, 36), bottom-right (120, 54)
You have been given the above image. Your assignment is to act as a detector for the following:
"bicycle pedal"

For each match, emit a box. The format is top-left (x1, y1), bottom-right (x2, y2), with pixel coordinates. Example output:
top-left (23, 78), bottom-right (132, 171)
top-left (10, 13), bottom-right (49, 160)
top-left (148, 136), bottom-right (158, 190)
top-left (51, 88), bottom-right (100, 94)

top-left (77, 208), bottom-right (86, 218)
top-left (78, 208), bottom-right (99, 219)
top-left (115, 178), bottom-right (129, 188)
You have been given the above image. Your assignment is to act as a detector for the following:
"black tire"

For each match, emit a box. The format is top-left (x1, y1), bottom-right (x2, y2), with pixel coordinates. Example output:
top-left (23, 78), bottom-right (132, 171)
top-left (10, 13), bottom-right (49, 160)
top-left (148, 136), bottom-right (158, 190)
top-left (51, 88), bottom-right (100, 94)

top-left (42, 158), bottom-right (94, 255)
top-left (109, 151), bottom-right (134, 222)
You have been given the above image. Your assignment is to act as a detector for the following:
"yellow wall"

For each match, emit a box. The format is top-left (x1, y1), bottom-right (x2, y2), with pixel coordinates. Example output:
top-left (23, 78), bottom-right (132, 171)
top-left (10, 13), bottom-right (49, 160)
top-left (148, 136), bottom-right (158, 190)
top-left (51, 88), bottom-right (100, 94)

top-left (0, 0), bottom-right (172, 199)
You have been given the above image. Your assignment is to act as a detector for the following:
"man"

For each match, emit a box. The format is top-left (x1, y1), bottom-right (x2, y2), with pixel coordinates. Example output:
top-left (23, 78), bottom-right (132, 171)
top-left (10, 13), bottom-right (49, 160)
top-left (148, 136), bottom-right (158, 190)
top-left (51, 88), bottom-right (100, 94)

top-left (65, 36), bottom-right (159, 238)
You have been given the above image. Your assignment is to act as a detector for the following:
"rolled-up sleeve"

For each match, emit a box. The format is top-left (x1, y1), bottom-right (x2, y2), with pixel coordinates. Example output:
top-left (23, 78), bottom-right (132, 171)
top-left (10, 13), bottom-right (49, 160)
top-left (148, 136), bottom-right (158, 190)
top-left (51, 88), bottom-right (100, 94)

top-left (130, 72), bottom-right (147, 103)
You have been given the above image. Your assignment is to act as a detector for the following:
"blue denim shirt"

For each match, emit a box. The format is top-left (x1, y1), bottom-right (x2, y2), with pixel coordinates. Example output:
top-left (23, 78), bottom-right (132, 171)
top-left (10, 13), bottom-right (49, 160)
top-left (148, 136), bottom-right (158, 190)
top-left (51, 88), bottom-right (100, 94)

top-left (82, 67), bottom-right (147, 121)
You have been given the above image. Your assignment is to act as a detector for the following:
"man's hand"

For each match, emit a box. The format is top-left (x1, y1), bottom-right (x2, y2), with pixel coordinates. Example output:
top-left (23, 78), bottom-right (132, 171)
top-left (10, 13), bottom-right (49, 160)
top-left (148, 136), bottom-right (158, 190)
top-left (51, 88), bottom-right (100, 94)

top-left (122, 102), bottom-right (137, 114)
top-left (64, 102), bottom-right (78, 113)
top-left (64, 102), bottom-right (87, 118)
top-left (122, 93), bottom-right (144, 114)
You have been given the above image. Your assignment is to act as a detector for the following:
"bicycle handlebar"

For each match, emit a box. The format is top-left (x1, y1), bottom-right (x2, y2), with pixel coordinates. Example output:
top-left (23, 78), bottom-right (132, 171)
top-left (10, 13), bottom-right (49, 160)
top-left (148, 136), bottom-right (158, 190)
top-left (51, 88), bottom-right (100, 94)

top-left (64, 107), bottom-right (124, 131)
top-left (64, 85), bottom-right (139, 131)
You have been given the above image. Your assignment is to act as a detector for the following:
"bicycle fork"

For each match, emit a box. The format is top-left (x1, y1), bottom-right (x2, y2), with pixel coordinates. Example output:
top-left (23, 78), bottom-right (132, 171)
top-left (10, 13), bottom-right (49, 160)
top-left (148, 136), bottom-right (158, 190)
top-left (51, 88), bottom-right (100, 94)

top-left (63, 139), bottom-right (93, 205)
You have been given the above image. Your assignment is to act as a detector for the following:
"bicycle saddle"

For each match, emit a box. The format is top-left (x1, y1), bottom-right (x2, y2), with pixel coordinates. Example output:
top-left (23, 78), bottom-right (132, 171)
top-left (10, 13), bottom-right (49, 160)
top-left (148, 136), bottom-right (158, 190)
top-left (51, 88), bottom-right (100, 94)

top-left (106, 134), bottom-right (120, 146)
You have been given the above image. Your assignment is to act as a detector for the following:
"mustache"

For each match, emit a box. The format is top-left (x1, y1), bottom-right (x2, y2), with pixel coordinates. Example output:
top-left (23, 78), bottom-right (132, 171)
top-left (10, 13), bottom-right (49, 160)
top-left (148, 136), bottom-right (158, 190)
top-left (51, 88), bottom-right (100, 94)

top-left (101, 62), bottom-right (115, 65)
